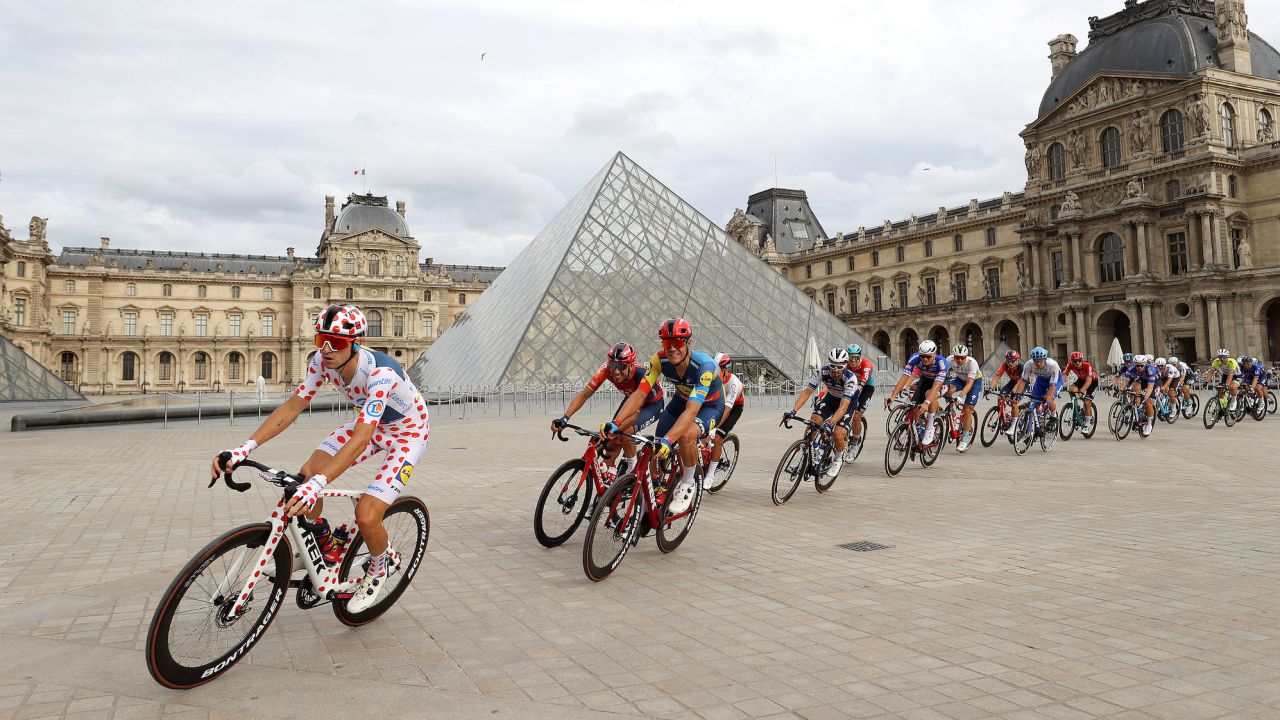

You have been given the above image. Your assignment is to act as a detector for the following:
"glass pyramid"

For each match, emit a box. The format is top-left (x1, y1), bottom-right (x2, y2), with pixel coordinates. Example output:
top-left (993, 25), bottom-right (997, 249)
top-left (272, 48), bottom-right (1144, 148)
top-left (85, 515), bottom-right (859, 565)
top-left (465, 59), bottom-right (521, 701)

top-left (410, 152), bottom-right (877, 387)
top-left (0, 335), bottom-right (86, 402)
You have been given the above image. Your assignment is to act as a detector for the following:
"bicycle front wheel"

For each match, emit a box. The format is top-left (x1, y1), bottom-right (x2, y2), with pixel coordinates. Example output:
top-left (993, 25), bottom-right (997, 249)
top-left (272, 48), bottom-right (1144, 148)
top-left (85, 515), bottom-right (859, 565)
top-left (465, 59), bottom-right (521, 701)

top-left (1202, 397), bottom-right (1219, 429)
top-left (706, 434), bottom-right (739, 494)
top-left (1012, 414), bottom-right (1034, 455)
top-left (1250, 396), bottom-right (1267, 422)
top-left (1266, 391), bottom-right (1277, 415)
top-left (533, 459), bottom-right (593, 548)
top-left (582, 474), bottom-right (642, 581)
top-left (1116, 406), bottom-right (1134, 440)
top-left (1040, 414), bottom-right (1058, 452)
top-left (334, 495), bottom-right (431, 626)
top-left (884, 423), bottom-right (911, 477)
top-left (1182, 393), bottom-right (1201, 419)
top-left (146, 523), bottom-right (292, 689)
top-left (1058, 404), bottom-right (1076, 441)
top-left (772, 440), bottom-right (807, 505)
top-left (979, 406), bottom-right (1002, 447)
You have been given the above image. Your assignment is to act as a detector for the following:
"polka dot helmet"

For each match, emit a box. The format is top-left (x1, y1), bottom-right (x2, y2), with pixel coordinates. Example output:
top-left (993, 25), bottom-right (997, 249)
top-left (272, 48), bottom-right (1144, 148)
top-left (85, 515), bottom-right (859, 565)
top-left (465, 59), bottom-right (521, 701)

top-left (315, 304), bottom-right (367, 338)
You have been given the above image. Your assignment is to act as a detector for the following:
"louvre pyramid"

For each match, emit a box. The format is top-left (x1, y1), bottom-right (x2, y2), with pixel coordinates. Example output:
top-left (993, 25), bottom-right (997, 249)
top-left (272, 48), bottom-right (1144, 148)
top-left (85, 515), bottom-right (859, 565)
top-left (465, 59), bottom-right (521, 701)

top-left (411, 152), bottom-right (875, 387)
top-left (0, 335), bottom-right (86, 402)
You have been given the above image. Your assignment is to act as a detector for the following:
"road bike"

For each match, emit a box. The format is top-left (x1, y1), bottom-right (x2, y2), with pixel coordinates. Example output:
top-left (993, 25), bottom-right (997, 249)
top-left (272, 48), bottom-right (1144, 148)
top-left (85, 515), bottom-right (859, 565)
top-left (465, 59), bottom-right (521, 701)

top-left (1057, 387), bottom-right (1097, 440)
top-left (1012, 392), bottom-right (1057, 454)
top-left (1153, 388), bottom-right (1180, 424)
top-left (1112, 388), bottom-right (1152, 440)
top-left (884, 400), bottom-right (945, 477)
top-left (938, 392), bottom-right (977, 450)
top-left (1238, 385), bottom-right (1268, 422)
top-left (773, 413), bottom-right (841, 504)
top-left (534, 422), bottom-right (618, 548)
top-left (146, 456), bottom-right (430, 688)
top-left (979, 388), bottom-right (1017, 447)
top-left (581, 432), bottom-right (702, 581)
top-left (1202, 383), bottom-right (1237, 429)
top-left (702, 428), bottom-right (740, 494)
top-left (1177, 386), bottom-right (1200, 419)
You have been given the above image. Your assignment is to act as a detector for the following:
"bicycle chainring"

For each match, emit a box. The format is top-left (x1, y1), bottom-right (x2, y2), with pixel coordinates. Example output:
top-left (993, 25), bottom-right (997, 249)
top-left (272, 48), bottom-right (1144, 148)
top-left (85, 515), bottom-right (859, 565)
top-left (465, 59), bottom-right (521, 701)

top-left (295, 578), bottom-right (324, 610)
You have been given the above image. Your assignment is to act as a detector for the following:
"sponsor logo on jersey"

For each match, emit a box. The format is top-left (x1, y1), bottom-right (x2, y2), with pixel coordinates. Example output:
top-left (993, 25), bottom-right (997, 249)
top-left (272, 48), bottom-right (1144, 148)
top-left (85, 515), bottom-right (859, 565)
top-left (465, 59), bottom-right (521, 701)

top-left (368, 377), bottom-right (393, 388)
top-left (397, 463), bottom-right (414, 485)
top-left (699, 370), bottom-right (715, 386)
top-left (364, 400), bottom-right (385, 418)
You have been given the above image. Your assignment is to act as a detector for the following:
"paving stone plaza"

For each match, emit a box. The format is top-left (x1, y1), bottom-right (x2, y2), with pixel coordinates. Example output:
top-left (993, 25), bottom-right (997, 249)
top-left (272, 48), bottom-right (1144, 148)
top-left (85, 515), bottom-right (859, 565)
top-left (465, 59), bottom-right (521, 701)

top-left (1, 395), bottom-right (1278, 720)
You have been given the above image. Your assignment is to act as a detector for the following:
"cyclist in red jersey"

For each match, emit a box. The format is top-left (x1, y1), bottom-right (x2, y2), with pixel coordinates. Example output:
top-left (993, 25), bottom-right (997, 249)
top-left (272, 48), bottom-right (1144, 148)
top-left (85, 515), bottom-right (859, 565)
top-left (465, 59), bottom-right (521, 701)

top-left (553, 342), bottom-right (663, 476)
top-left (704, 353), bottom-right (744, 489)
top-left (992, 350), bottom-right (1023, 395)
top-left (844, 343), bottom-right (876, 456)
top-left (1064, 351), bottom-right (1098, 425)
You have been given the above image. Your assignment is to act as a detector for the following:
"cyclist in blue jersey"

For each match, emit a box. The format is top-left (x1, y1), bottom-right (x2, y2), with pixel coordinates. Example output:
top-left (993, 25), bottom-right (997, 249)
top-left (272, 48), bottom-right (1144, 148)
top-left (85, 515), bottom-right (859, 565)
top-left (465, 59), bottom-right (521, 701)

top-left (608, 317), bottom-right (723, 515)
top-left (787, 347), bottom-right (859, 477)
top-left (884, 340), bottom-right (949, 445)
top-left (1115, 353), bottom-right (1159, 436)
top-left (1241, 356), bottom-right (1269, 403)
top-left (1008, 347), bottom-right (1064, 436)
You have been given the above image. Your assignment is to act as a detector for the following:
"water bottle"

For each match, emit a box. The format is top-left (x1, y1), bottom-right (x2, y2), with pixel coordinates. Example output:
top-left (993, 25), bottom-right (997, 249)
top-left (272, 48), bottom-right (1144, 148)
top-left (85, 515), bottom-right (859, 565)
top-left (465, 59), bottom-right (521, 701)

top-left (325, 524), bottom-right (350, 565)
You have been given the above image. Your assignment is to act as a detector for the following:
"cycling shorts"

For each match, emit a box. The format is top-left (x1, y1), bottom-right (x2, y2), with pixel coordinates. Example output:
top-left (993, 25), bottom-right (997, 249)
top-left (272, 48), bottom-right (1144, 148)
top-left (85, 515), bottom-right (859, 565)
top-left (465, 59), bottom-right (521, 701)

top-left (317, 416), bottom-right (430, 506)
top-left (948, 377), bottom-right (981, 407)
top-left (614, 396), bottom-right (662, 431)
top-left (1071, 377), bottom-right (1097, 398)
top-left (910, 376), bottom-right (939, 405)
top-left (655, 395), bottom-right (724, 439)
top-left (813, 393), bottom-right (853, 428)
top-left (719, 403), bottom-right (743, 434)
top-left (851, 383), bottom-right (876, 413)
top-left (1031, 375), bottom-right (1065, 402)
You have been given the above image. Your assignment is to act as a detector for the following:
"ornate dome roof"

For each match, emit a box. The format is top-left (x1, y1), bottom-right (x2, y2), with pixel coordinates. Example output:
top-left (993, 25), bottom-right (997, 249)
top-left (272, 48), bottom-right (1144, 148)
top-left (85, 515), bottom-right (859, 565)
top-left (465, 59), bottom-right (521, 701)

top-left (333, 194), bottom-right (411, 238)
top-left (1039, 0), bottom-right (1280, 118)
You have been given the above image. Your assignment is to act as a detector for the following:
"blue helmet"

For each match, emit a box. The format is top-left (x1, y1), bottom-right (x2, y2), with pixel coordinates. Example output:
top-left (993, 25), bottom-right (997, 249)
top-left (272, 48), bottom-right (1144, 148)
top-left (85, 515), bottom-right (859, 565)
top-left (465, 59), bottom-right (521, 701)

top-left (1029, 346), bottom-right (1049, 361)
top-left (1122, 352), bottom-right (1133, 363)
top-left (847, 343), bottom-right (862, 356)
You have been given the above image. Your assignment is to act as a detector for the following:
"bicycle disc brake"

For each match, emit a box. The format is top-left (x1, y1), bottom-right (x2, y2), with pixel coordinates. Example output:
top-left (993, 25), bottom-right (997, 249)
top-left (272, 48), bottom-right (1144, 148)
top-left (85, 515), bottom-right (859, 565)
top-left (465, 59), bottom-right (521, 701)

top-left (295, 577), bottom-right (325, 609)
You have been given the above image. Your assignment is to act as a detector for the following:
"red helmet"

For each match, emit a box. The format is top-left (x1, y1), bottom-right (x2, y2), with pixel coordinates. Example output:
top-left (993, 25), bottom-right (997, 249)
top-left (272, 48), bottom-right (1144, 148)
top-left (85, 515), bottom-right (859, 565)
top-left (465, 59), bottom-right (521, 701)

top-left (315, 304), bottom-right (367, 338)
top-left (1069, 351), bottom-right (1084, 363)
top-left (1004, 350), bottom-right (1020, 363)
top-left (714, 352), bottom-right (731, 368)
top-left (657, 317), bottom-right (693, 340)
top-left (607, 342), bottom-right (636, 365)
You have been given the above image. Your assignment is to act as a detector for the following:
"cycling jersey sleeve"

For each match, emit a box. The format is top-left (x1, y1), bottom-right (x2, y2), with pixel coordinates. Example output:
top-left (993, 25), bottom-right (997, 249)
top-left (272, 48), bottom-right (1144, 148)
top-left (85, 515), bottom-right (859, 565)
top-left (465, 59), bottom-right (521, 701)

top-left (807, 370), bottom-right (822, 390)
top-left (357, 367), bottom-right (400, 426)
top-left (840, 370), bottom-right (859, 399)
top-left (687, 357), bottom-right (717, 405)
top-left (585, 363), bottom-right (609, 392)
top-left (639, 352), bottom-right (662, 393)
top-left (902, 354), bottom-right (920, 378)
top-left (1048, 360), bottom-right (1061, 385)
top-left (723, 374), bottom-right (744, 407)
top-left (294, 353), bottom-right (326, 400)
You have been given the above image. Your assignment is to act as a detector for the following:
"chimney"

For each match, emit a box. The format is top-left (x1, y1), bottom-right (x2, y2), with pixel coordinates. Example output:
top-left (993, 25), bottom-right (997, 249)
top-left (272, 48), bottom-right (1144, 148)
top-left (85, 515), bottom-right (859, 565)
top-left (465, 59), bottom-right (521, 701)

top-left (1216, 0), bottom-right (1252, 74)
top-left (100, 236), bottom-right (110, 249)
top-left (324, 195), bottom-right (335, 232)
top-left (396, 200), bottom-right (406, 218)
top-left (1048, 34), bottom-right (1078, 80)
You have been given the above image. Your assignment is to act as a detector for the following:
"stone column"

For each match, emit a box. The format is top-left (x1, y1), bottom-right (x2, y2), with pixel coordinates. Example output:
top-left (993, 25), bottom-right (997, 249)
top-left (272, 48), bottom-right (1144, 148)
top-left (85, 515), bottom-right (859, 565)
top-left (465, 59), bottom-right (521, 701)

top-left (1186, 221), bottom-right (1201, 272)
top-left (1206, 295), bottom-right (1222, 357)
top-left (1084, 249), bottom-right (1100, 286)
top-left (1137, 221), bottom-right (1150, 275)
top-left (1025, 243), bottom-right (1039, 290)
top-left (1199, 212), bottom-right (1214, 268)
top-left (1073, 233), bottom-right (1086, 286)
top-left (1074, 305), bottom-right (1091, 359)
top-left (1193, 296), bottom-right (1208, 363)
top-left (1140, 301), bottom-right (1157, 353)
top-left (1036, 310), bottom-right (1049, 350)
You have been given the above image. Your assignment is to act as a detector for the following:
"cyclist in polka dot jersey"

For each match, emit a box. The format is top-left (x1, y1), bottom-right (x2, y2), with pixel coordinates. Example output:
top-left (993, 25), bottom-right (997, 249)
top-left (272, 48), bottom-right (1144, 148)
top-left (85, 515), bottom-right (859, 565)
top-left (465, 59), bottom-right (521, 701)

top-left (211, 304), bottom-right (427, 613)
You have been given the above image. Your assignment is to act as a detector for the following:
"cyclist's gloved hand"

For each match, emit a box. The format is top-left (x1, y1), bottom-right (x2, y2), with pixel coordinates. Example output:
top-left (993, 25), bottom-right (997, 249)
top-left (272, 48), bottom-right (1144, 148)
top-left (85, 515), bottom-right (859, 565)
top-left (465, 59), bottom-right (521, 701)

top-left (821, 421), bottom-right (834, 432)
top-left (655, 436), bottom-right (674, 460)
top-left (213, 438), bottom-right (257, 479)
top-left (551, 415), bottom-right (569, 432)
top-left (599, 421), bottom-right (619, 437)
top-left (285, 474), bottom-right (328, 517)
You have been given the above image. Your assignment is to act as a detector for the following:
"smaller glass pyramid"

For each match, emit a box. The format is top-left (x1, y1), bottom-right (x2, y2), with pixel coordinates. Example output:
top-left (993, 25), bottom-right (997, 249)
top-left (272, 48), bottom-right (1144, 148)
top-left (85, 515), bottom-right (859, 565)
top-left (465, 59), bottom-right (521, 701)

top-left (411, 152), bottom-right (878, 387)
top-left (0, 336), bottom-right (87, 402)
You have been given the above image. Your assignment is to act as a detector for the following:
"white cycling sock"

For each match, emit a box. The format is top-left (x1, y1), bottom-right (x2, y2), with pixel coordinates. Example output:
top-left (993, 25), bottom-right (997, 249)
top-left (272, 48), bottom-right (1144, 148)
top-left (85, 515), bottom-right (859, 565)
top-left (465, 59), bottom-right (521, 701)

top-left (680, 466), bottom-right (697, 487)
top-left (925, 412), bottom-right (935, 428)
top-left (368, 550), bottom-right (388, 576)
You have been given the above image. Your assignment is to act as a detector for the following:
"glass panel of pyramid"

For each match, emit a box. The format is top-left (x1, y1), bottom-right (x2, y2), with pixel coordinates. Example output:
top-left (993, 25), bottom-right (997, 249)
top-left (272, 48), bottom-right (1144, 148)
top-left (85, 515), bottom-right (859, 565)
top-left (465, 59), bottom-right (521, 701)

top-left (0, 335), bottom-right (86, 402)
top-left (410, 151), bottom-right (880, 387)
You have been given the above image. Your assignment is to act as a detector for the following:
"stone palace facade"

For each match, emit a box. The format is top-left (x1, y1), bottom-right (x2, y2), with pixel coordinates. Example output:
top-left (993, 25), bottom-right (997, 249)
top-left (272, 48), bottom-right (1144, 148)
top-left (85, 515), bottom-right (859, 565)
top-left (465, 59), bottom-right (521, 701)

top-left (731, 0), bottom-right (1280, 366)
top-left (0, 193), bottom-right (500, 394)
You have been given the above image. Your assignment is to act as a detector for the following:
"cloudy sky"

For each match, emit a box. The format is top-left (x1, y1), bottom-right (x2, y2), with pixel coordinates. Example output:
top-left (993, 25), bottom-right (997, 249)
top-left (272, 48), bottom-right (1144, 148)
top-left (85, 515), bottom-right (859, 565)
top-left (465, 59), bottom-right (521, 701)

top-left (2, 1), bottom-right (1276, 266)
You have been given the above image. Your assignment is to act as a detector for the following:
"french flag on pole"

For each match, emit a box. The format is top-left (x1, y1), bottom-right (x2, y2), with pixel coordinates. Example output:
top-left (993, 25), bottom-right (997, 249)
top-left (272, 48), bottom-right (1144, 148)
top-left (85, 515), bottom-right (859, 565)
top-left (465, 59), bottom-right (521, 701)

top-left (353, 168), bottom-right (365, 176)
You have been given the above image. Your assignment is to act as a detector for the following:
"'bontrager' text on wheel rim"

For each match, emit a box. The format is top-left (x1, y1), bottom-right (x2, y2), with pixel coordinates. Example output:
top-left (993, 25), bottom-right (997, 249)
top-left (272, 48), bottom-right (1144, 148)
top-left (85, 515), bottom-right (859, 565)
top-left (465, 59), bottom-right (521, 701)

top-left (333, 496), bottom-right (430, 627)
top-left (582, 474), bottom-right (641, 581)
top-left (534, 459), bottom-right (592, 548)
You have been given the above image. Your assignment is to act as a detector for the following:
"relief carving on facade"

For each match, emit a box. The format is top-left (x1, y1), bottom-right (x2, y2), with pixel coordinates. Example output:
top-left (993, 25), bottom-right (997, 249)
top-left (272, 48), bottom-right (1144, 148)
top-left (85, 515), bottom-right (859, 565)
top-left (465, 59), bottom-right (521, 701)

top-left (1129, 109), bottom-right (1152, 154)
top-left (1216, 0), bottom-right (1249, 42)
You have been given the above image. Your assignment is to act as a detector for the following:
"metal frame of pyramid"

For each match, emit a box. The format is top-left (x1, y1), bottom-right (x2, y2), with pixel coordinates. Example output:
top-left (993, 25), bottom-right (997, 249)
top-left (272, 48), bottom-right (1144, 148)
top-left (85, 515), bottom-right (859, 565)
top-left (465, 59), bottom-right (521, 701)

top-left (410, 152), bottom-right (880, 387)
top-left (0, 335), bottom-right (87, 403)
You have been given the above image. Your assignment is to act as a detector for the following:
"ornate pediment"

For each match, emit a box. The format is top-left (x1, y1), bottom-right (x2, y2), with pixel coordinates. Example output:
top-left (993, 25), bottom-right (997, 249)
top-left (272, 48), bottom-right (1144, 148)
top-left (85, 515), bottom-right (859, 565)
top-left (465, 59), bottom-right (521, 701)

top-left (1088, 0), bottom-right (1213, 42)
top-left (1031, 74), bottom-right (1185, 130)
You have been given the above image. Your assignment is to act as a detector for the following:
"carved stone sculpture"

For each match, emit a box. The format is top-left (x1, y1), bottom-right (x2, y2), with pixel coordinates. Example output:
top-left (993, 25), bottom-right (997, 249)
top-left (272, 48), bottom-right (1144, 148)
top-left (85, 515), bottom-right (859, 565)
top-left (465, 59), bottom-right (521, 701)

top-left (889, 289), bottom-right (898, 310)
top-left (762, 234), bottom-right (776, 254)
top-left (908, 214), bottom-right (918, 229)
top-left (1125, 177), bottom-right (1145, 200)
top-left (1187, 93), bottom-right (1211, 139)
top-left (1217, 0), bottom-right (1248, 42)
top-left (725, 208), bottom-right (751, 244)
top-left (1067, 130), bottom-right (1087, 168)
top-left (916, 286), bottom-right (926, 304)
top-left (937, 206), bottom-right (947, 223)
top-left (863, 293), bottom-right (871, 310)
top-left (28, 216), bottom-right (46, 242)
top-left (1017, 268), bottom-right (1028, 292)
top-left (1060, 190), bottom-right (1082, 215)
top-left (1237, 237), bottom-right (1253, 268)
top-left (1259, 120), bottom-right (1276, 143)
top-left (1129, 109), bottom-right (1152, 153)
top-left (948, 280), bottom-right (957, 302)
top-left (883, 219), bottom-right (893, 232)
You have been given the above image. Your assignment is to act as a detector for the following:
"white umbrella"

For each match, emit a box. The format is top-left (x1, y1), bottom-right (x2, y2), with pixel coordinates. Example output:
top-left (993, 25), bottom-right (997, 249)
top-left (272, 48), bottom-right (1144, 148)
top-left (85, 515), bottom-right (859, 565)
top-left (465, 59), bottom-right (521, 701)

top-left (1107, 337), bottom-right (1124, 370)
top-left (805, 336), bottom-right (822, 373)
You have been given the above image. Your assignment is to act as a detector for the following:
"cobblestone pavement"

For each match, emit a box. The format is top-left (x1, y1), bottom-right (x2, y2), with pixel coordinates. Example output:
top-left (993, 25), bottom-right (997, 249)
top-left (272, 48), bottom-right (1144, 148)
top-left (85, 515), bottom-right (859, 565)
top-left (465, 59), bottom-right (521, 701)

top-left (1, 394), bottom-right (1279, 719)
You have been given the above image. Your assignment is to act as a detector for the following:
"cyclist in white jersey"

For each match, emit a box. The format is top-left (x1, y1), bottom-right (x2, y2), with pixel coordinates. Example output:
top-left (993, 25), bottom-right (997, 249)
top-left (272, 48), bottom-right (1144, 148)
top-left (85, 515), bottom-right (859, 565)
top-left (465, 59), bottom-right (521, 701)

top-left (1171, 357), bottom-right (1192, 406)
top-left (704, 353), bottom-right (745, 489)
top-left (211, 304), bottom-right (428, 613)
top-left (1007, 347), bottom-right (1063, 435)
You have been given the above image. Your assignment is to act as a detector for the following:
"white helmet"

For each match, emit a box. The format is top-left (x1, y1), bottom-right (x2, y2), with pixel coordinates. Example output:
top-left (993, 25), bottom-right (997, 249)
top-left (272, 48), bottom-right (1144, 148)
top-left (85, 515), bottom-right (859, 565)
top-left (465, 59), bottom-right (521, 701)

top-left (952, 343), bottom-right (970, 357)
top-left (827, 347), bottom-right (849, 364)
top-left (918, 340), bottom-right (938, 355)
top-left (1169, 356), bottom-right (1179, 364)
top-left (1155, 357), bottom-right (1167, 366)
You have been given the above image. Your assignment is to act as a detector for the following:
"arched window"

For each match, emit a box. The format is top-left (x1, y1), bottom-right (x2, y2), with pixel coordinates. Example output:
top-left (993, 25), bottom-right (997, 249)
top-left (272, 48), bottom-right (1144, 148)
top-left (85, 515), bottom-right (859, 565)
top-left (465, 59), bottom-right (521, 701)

top-left (260, 352), bottom-right (276, 380)
top-left (953, 234), bottom-right (964, 252)
top-left (395, 288), bottom-right (403, 301)
top-left (1220, 102), bottom-right (1236, 148)
top-left (1161, 109), bottom-right (1185, 153)
top-left (1098, 233), bottom-right (1125, 284)
top-left (343, 252), bottom-right (355, 274)
top-left (312, 287), bottom-right (321, 299)
top-left (344, 287), bottom-right (353, 300)
top-left (1260, 107), bottom-right (1274, 141)
top-left (198, 284), bottom-right (207, 298)
top-left (1100, 127), bottom-right (1122, 167)
top-left (1166, 180), bottom-right (1181, 202)
top-left (162, 283), bottom-right (172, 296)
top-left (158, 351), bottom-right (174, 381)
top-left (1047, 143), bottom-right (1066, 181)
top-left (368, 254), bottom-right (380, 275)
top-left (1228, 175), bottom-right (1238, 198)
top-left (227, 351), bottom-right (243, 381)
top-left (194, 352), bottom-right (209, 381)
top-left (367, 310), bottom-right (383, 337)
top-left (121, 352), bottom-right (138, 381)
top-left (59, 352), bottom-right (77, 382)
top-left (423, 290), bottom-right (432, 302)
top-left (872, 251), bottom-right (880, 267)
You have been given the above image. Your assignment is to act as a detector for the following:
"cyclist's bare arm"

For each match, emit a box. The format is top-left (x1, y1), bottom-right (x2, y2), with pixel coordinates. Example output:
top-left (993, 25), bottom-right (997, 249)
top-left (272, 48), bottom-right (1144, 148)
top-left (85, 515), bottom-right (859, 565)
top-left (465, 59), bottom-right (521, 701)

top-left (562, 385), bottom-right (596, 420)
top-left (210, 394), bottom-right (309, 478)
top-left (792, 387), bottom-right (815, 414)
top-left (609, 385), bottom-right (649, 434)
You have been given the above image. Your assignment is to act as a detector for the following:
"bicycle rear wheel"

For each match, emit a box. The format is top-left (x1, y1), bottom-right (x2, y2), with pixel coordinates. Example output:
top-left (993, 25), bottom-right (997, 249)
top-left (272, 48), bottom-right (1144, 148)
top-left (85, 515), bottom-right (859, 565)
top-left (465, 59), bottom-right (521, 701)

top-left (657, 468), bottom-right (702, 553)
top-left (1182, 393), bottom-right (1200, 419)
top-left (1250, 395), bottom-right (1267, 422)
top-left (1223, 400), bottom-right (1238, 427)
top-left (1164, 398), bottom-right (1180, 424)
top-left (771, 440), bottom-right (807, 505)
top-left (1266, 391), bottom-right (1277, 415)
top-left (884, 423), bottom-right (911, 477)
top-left (1040, 414), bottom-right (1058, 452)
top-left (582, 474), bottom-right (642, 581)
top-left (533, 459), bottom-right (592, 548)
top-left (845, 417), bottom-right (868, 462)
top-left (979, 406), bottom-right (1002, 447)
top-left (1081, 408), bottom-right (1098, 439)
top-left (706, 433), bottom-right (739, 494)
top-left (1058, 404), bottom-right (1076, 441)
top-left (920, 418), bottom-right (945, 467)
top-left (334, 496), bottom-right (431, 626)
top-left (146, 523), bottom-right (292, 689)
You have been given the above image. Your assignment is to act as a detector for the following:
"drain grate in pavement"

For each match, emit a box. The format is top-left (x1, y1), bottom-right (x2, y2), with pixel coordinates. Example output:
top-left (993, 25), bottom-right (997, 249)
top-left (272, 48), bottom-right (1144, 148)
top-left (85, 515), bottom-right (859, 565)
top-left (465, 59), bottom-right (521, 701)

top-left (838, 541), bottom-right (892, 552)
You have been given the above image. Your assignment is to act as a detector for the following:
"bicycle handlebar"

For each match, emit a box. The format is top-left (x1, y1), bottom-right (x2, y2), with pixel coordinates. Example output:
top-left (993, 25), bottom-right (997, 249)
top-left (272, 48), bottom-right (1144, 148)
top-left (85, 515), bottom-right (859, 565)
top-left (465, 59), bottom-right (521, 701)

top-left (779, 412), bottom-right (834, 434)
top-left (552, 422), bottom-right (599, 442)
